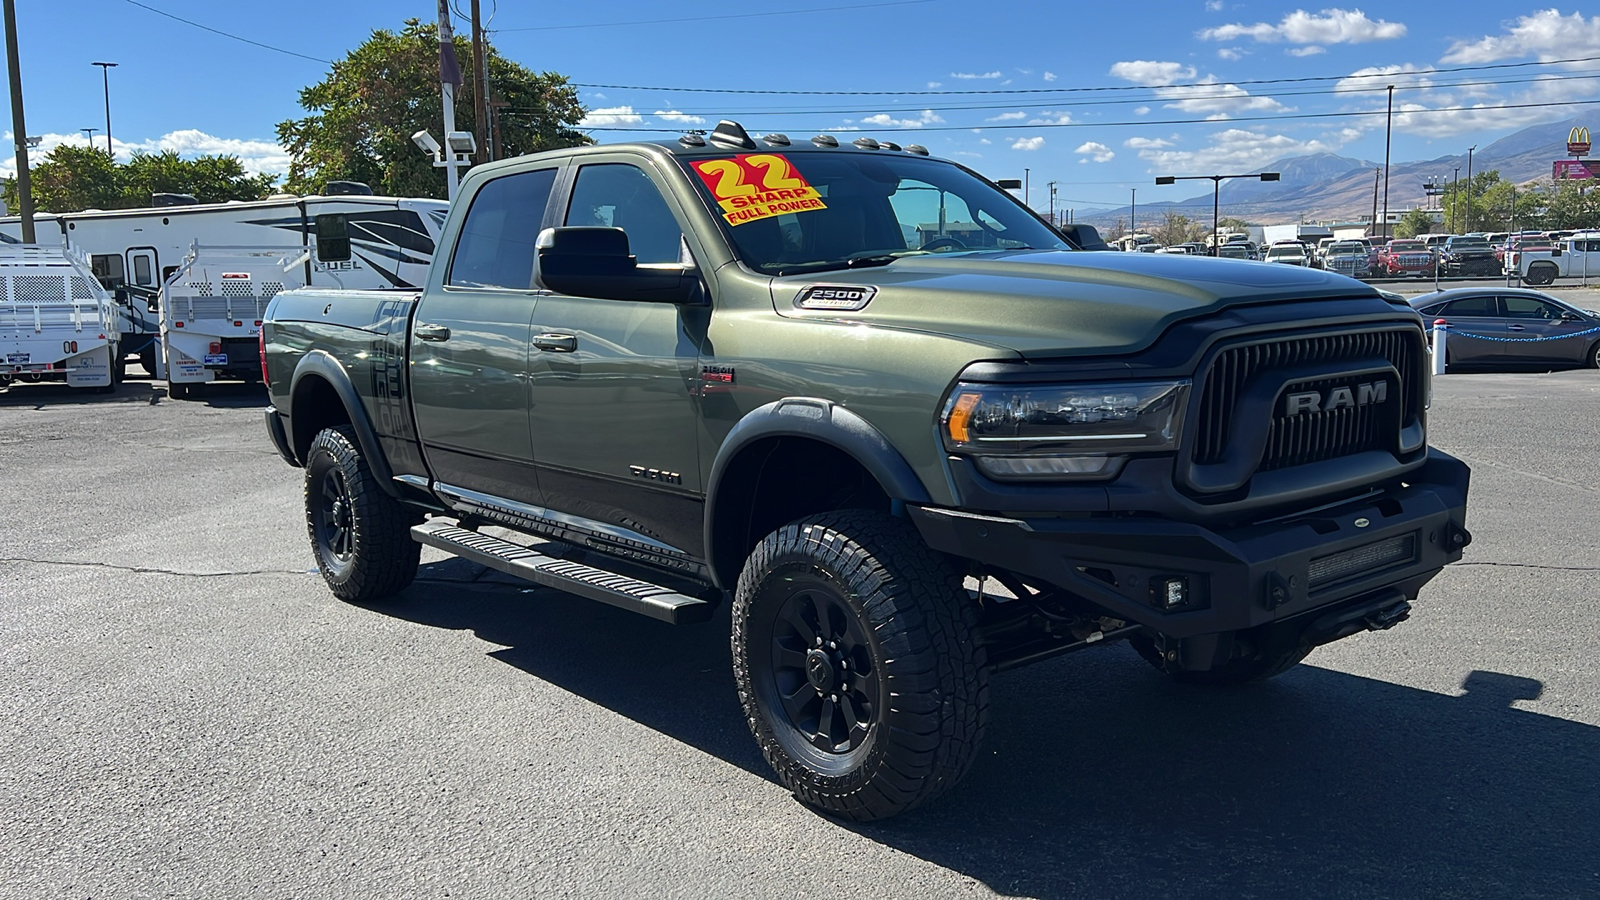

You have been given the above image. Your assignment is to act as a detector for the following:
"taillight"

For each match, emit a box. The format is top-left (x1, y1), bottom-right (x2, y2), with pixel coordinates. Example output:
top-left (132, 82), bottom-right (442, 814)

top-left (259, 327), bottom-right (270, 387)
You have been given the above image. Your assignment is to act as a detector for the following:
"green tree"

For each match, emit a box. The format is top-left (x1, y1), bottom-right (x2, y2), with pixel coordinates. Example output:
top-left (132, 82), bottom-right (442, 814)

top-left (1394, 208), bottom-right (1436, 239)
top-left (1151, 210), bottom-right (1206, 246)
top-left (1, 145), bottom-right (272, 213)
top-left (278, 19), bottom-right (588, 198)
top-left (1537, 177), bottom-right (1600, 231)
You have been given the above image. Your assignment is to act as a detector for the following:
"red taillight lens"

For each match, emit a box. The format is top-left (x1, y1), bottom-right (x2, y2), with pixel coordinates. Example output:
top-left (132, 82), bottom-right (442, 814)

top-left (208, 341), bottom-right (222, 355)
top-left (259, 328), bottom-right (270, 387)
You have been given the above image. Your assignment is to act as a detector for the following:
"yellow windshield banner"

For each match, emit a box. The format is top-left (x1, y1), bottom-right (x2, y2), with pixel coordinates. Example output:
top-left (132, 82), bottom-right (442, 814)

top-left (691, 154), bottom-right (827, 226)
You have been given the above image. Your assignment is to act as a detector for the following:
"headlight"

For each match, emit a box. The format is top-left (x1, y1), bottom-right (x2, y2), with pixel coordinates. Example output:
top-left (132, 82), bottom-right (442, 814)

top-left (941, 380), bottom-right (1190, 480)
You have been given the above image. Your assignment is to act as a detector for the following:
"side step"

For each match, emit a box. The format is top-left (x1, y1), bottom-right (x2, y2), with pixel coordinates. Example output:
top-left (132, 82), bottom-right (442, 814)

top-left (411, 519), bottom-right (714, 624)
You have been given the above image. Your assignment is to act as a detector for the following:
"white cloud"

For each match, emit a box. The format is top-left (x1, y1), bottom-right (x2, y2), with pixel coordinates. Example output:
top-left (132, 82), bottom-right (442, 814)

top-left (1043, 71), bottom-right (1057, 82)
top-left (858, 109), bottom-right (945, 129)
top-left (979, 138), bottom-right (992, 144)
top-left (950, 151), bottom-right (983, 158)
top-left (1011, 136), bottom-right (1045, 151)
top-left (1075, 141), bottom-right (1115, 162)
top-left (1158, 77), bottom-right (1288, 115)
top-left (1135, 106), bottom-right (1152, 115)
top-left (1206, 0), bottom-right (1224, 9)
top-left (1334, 63), bottom-right (1437, 92)
top-left (1200, 9), bottom-right (1406, 44)
top-left (1109, 60), bottom-right (1197, 86)
top-left (950, 71), bottom-right (1003, 80)
top-left (1288, 45), bottom-right (1326, 56)
top-left (1124, 136), bottom-right (1173, 149)
top-left (653, 110), bottom-right (705, 124)
top-left (1217, 47), bottom-right (1244, 60)
top-left (1132, 127), bottom-right (1346, 172)
top-left (986, 111), bottom-right (1028, 121)
top-left (580, 106), bottom-right (643, 127)
top-left (927, 81), bottom-right (943, 88)
top-left (1027, 111), bottom-right (1074, 126)
top-left (1442, 10), bottom-right (1600, 64)
top-left (1, 130), bottom-right (290, 179)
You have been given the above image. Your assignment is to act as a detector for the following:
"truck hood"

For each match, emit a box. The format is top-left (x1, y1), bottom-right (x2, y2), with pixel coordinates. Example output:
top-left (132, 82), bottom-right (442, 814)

top-left (772, 249), bottom-right (1380, 358)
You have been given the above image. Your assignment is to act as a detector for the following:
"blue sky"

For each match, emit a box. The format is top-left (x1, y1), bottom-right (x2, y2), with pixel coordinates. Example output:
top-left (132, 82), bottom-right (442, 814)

top-left (6, 2), bottom-right (1599, 211)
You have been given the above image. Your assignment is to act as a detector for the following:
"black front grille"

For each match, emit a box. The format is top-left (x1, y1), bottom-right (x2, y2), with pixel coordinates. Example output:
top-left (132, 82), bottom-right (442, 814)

top-left (1193, 327), bottom-right (1422, 469)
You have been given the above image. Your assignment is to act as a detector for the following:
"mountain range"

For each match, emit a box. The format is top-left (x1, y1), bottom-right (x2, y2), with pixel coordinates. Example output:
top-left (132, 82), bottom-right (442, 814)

top-left (1088, 113), bottom-right (1591, 231)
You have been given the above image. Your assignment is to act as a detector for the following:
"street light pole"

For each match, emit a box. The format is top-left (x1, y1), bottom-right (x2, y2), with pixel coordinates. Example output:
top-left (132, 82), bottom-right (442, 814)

top-left (1130, 187), bottom-right (1136, 236)
top-left (1381, 85), bottom-right (1394, 242)
top-left (1464, 144), bottom-right (1477, 233)
top-left (4, 0), bottom-right (35, 243)
top-left (1024, 167), bottom-right (1030, 211)
top-left (81, 127), bottom-right (97, 143)
top-left (1450, 167), bottom-right (1460, 233)
top-left (1156, 171), bottom-right (1280, 256)
top-left (92, 61), bottom-right (117, 156)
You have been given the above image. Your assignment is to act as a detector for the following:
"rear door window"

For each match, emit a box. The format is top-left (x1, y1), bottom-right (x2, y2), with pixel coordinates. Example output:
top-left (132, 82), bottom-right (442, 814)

top-left (1438, 296), bottom-right (1498, 317)
top-left (447, 167), bottom-right (560, 290)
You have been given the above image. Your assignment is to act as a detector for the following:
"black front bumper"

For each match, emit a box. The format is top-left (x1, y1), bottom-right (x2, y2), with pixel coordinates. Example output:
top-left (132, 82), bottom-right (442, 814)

top-left (911, 449), bottom-right (1470, 639)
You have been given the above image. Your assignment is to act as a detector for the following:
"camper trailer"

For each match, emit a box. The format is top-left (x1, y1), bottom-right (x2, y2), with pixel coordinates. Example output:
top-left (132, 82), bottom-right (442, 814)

top-left (0, 189), bottom-right (448, 373)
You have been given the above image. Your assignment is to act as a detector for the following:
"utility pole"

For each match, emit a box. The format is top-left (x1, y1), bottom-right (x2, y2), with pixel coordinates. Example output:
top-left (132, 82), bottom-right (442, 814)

top-left (1371, 167), bottom-right (1380, 237)
top-left (1024, 167), bottom-right (1030, 210)
top-left (436, 0), bottom-right (463, 199)
top-left (1130, 187), bottom-right (1136, 235)
top-left (1047, 180), bottom-right (1056, 225)
top-left (1450, 167), bottom-right (1460, 233)
top-left (470, 0), bottom-right (490, 163)
top-left (1465, 145), bottom-right (1477, 233)
top-left (4, 0), bottom-right (35, 242)
top-left (92, 61), bottom-right (117, 156)
top-left (1381, 85), bottom-right (1394, 243)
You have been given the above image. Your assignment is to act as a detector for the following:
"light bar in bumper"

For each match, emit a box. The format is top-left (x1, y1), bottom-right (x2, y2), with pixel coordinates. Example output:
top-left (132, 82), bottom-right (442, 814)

top-left (909, 449), bottom-right (1471, 639)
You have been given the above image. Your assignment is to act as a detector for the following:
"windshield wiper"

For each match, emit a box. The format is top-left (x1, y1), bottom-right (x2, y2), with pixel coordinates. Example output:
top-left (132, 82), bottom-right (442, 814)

top-left (773, 250), bottom-right (913, 277)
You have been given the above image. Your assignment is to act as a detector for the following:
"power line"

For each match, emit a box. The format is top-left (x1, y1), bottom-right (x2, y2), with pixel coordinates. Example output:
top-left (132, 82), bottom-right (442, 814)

top-left (120, 0), bottom-right (331, 64)
top-left (571, 54), bottom-right (1600, 96)
top-left (498, 0), bottom-right (942, 32)
top-left (573, 98), bottom-right (1600, 134)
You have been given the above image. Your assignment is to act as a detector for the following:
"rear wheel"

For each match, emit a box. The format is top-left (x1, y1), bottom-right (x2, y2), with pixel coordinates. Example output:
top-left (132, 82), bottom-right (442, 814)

top-left (1527, 264), bottom-right (1557, 286)
top-left (1588, 340), bottom-right (1600, 370)
top-left (1129, 633), bottom-right (1311, 686)
top-left (304, 426), bottom-right (420, 602)
top-left (732, 511), bottom-right (988, 821)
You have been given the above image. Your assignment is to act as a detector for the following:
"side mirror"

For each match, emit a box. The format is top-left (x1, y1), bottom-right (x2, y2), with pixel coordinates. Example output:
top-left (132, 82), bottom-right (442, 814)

top-left (1551, 245), bottom-right (1563, 257)
top-left (315, 213), bottom-right (351, 262)
top-left (536, 227), bottom-right (697, 304)
top-left (1560, 311), bottom-right (1582, 321)
top-left (113, 288), bottom-right (130, 305)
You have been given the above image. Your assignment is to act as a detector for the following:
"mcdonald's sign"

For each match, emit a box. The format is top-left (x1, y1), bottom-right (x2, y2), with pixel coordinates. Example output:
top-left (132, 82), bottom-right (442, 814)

top-left (1570, 126), bottom-right (1591, 157)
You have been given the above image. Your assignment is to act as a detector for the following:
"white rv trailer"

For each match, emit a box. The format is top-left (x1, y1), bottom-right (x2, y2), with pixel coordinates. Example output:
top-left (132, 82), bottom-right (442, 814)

top-left (0, 245), bottom-right (119, 391)
top-left (159, 244), bottom-right (318, 399)
top-left (0, 191), bottom-right (448, 372)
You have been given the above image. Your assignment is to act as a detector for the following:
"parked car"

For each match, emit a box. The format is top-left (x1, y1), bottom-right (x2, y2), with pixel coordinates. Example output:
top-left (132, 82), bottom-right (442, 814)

top-left (1264, 242), bottom-right (1310, 266)
top-left (1378, 239), bottom-right (1436, 277)
top-left (1411, 287), bottom-right (1600, 368)
top-left (1439, 236), bottom-right (1500, 277)
top-left (1215, 244), bottom-right (1253, 260)
top-left (1323, 241), bottom-right (1373, 279)
top-left (1513, 231), bottom-right (1600, 285)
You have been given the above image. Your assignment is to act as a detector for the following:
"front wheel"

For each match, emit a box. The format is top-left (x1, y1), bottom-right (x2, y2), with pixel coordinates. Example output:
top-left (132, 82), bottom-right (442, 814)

top-left (1129, 633), bottom-right (1310, 685)
top-left (732, 511), bottom-right (988, 821)
top-left (303, 426), bottom-right (421, 602)
top-left (1588, 340), bottom-right (1600, 370)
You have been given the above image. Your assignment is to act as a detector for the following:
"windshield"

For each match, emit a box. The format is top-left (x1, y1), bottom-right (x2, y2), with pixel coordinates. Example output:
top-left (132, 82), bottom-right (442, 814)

top-left (1390, 242), bottom-right (1424, 251)
top-left (1267, 246), bottom-right (1301, 257)
top-left (1450, 238), bottom-right (1490, 248)
top-left (678, 151), bottom-right (1069, 275)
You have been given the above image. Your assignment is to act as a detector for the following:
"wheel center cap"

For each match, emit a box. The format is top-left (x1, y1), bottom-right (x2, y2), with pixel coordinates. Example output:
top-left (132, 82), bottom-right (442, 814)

top-left (805, 648), bottom-right (836, 693)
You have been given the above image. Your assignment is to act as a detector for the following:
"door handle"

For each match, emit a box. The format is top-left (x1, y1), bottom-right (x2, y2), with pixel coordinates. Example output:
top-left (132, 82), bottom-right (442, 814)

top-left (533, 332), bottom-right (577, 352)
top-left (1507, 325), bottom-right (1526, 331)
top-left (415, 323), bottom-right (452, 342)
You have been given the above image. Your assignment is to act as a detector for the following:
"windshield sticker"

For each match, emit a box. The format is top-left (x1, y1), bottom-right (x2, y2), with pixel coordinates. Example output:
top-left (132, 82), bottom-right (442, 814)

top-left (692, 154), bottom-right (828, 227)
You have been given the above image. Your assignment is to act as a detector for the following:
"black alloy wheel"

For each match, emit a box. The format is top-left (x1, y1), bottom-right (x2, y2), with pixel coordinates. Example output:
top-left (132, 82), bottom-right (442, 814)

top-left (303, 426), bottom-right (420, 602)
top-left (732, 511), bottom-right (988, 821)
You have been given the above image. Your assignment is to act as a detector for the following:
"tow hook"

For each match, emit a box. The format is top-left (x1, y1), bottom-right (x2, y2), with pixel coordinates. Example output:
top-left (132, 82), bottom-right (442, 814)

top-left (1363, 599), bottom-right (1411, 631)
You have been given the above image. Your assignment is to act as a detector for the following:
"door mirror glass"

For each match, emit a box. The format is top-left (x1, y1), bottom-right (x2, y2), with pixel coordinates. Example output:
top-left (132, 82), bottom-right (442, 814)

top-left (316, 213), bottom-right (351, 262)
top-left (536, 226), bottom-right (695, 304)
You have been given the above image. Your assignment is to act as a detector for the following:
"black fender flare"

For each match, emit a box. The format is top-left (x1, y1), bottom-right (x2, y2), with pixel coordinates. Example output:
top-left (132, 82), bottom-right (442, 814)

top-left (288, 350), bottom-right (398, 495)
top-left (703, 397), bottom-right (932, 588)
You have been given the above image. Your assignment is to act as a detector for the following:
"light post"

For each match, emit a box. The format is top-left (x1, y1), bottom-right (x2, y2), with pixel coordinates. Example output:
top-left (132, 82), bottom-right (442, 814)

top-left (81, 126), bottom-right (97, 143)
top-left (1024, 167), bottom-right (1030, 211)
top-left (1130, 187), bottom-right (1137, 236)
top-left (1155, 171), bottom-right (1280, 255)
top-left (92, 61), bottom-right (116, 156)
top-left (1464, 144), bottom-right (1477, 233)
top-left (1450, 167), bottom-right (1460, 233)
top-left (1381, 85), bottom-right (1394, 243)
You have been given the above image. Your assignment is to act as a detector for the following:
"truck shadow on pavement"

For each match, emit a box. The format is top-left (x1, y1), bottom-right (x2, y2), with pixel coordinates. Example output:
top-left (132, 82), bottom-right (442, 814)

top-left (0, 379), bottom-right (266, 408)
top-left (388, 563), bottom-right (1598, 900)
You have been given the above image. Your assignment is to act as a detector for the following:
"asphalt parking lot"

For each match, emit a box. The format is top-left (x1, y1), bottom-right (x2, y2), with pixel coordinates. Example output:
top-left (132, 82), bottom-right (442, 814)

top-left (3, 311), bottom-right (1599, 898)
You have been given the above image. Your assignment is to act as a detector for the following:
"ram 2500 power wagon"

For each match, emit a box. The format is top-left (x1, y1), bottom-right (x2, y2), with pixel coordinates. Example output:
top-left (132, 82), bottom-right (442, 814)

top-left (262, 120), bottom-right (1472, 821)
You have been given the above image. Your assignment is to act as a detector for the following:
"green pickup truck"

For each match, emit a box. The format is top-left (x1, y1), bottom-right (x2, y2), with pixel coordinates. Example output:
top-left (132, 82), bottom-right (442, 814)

top-left (262, 121), bottom-right (1471, 820)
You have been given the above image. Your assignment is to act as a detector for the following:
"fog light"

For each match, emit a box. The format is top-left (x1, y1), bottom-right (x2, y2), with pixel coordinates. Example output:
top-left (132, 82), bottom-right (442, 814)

top-left (1158, 576), bottom-right (1189, 610)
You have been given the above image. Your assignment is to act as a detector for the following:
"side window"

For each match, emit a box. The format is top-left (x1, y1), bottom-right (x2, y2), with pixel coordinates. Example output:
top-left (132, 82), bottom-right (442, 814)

top-left (564, 163), bottom-right (684, 264)
top-left (90, 254), bottom-right (125, 289)
top-left (447, 167), bottom-right (559, 289)
top-left (1502, 296), bottom-right (1560, 319)
top-left (1439, 296), bottom-right (1496, 317)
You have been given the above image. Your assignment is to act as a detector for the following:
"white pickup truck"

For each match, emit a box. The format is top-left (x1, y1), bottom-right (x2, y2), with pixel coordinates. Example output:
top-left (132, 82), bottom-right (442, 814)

top-left (1516, 232), bottom-right (1600, 286)
top-left (0, 245), bottom-right (119, 392)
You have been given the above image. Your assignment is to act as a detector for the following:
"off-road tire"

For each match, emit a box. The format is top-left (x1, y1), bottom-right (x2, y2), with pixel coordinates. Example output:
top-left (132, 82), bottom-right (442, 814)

top-left (732, 511), bottom-right (989, 821)
top-left (1129, 633), bottom-right (1311, 686)
top-left (304, 426), bottom-right (420, 603)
